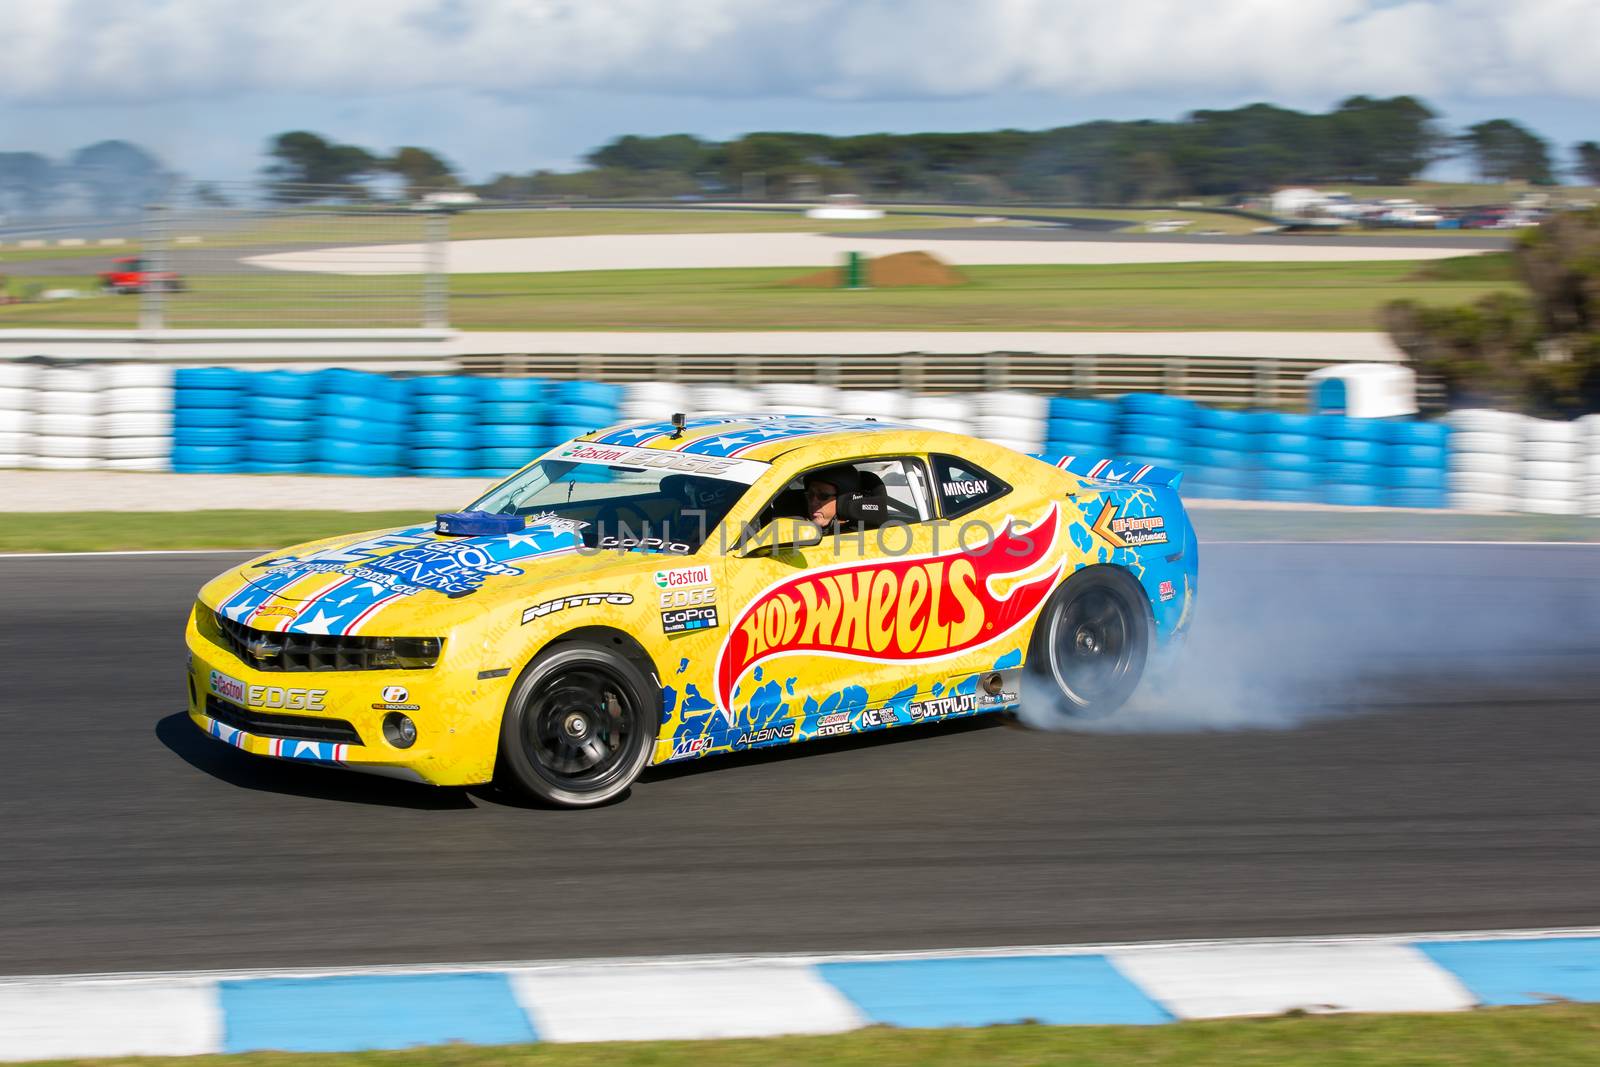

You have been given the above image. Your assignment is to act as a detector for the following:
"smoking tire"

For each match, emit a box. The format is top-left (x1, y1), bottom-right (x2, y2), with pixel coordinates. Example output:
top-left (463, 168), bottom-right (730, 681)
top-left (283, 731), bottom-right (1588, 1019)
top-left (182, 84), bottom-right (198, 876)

top-left (1028, 565), bottom-right (1151, 720)
top-left (497, 640), bottom-right (657, 808)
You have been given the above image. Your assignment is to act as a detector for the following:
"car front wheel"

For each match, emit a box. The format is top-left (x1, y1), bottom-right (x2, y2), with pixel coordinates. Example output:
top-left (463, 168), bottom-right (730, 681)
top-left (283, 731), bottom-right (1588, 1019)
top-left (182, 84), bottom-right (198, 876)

top-left (1028, 566), bottom-right (1150, 720)
top-left (497, 640), bottom-right (656, 807)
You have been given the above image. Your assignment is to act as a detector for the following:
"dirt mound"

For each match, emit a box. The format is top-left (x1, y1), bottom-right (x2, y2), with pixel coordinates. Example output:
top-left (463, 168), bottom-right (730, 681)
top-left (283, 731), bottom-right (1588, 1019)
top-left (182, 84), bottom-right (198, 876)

top-left (781, 250), bottom-right (968, 288)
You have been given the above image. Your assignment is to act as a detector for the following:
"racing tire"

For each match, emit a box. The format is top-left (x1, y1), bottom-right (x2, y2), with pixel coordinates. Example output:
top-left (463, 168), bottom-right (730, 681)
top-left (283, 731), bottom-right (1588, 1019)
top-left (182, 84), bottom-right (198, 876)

top-left (1027, 566), bottom-right (1150, 721)
top-left (497, 640), bottom-right (657, 808)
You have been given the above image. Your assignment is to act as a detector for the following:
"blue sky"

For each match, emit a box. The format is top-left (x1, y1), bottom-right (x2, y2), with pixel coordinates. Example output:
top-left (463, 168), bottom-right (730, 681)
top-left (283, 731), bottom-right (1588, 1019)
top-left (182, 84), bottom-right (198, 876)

top-left (2, 0), bottom-right (1597, 185)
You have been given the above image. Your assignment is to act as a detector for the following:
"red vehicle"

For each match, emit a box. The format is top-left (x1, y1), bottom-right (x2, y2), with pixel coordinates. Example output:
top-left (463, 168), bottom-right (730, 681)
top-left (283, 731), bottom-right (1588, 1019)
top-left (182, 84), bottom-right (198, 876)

top-left (99, 257), bottom-right (185, 294)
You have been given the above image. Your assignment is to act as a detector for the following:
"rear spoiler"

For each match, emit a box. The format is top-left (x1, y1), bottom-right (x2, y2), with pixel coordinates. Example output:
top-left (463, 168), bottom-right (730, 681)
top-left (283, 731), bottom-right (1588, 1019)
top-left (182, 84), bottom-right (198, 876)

top-left (1029, 452), bottom-right (1184, 491)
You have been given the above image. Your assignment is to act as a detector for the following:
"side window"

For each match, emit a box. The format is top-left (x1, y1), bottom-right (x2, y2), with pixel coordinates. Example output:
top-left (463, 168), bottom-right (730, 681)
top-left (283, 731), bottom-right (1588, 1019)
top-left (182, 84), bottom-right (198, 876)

top-left (757, 457), bottom-right (934, 527)
top-left (932, 454), bottom-right (1011, 518)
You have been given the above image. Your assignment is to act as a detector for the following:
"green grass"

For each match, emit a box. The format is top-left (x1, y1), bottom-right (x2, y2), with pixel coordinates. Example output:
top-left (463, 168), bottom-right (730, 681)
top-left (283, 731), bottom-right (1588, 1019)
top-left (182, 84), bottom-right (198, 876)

top-left (1409, 251), bottom-right (1517, 282)
top-left (1, 504), bottom-right (1596, 554)
top-left (16, 1006), bottom-right (1600, 1067)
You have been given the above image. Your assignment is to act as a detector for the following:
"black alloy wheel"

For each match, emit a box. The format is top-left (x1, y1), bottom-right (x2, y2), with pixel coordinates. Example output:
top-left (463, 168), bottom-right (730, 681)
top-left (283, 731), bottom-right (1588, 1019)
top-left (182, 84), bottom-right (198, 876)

top-left (1030, 566), bottom-right (1150, 719)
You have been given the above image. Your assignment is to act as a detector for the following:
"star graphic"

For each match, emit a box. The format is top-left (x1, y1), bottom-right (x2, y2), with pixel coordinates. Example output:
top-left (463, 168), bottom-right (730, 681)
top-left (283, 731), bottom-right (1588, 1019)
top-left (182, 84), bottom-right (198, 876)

top-left (698, 433), bottom-right (754, 452)
top-left (296, 609), bottom-right (345, 634)
top-left (354, 581), bottom-right (388, 595)
top-left (613, 425), bottom-right (662, 443)
top-left (504, 530), bottom-right (548, 549)
top-left (742, 424), bottom-right (795, 440)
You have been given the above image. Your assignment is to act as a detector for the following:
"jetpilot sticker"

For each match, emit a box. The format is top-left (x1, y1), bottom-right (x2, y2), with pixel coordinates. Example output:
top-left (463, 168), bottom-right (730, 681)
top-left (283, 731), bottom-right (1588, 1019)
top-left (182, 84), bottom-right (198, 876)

top-left (1091, 502), bottom-right (1168, 548)
top-left (714, 506), bottom-right (1064, 718)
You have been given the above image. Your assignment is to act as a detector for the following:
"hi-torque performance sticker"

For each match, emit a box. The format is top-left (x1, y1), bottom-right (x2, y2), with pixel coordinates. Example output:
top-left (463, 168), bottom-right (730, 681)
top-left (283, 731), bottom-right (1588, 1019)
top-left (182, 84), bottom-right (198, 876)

top-left (1091, 502), bottom-right (1168, 548)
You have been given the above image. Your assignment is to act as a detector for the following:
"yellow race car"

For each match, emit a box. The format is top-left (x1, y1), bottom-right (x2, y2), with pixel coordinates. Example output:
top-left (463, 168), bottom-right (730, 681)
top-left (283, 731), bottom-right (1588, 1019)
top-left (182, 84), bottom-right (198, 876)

top-left (186, 413), bottom-right (1196, 807)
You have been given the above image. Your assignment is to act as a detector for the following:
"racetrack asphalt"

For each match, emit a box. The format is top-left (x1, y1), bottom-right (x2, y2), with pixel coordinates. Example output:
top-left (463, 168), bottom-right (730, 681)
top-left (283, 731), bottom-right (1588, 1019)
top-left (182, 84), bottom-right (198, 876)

top-left (1, 543), bottom-right (1597, 976)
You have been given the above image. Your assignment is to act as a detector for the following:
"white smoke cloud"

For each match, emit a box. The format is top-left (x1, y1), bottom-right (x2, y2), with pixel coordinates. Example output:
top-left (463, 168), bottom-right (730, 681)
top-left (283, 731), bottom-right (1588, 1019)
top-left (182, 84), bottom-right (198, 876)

top-left (1, 0), bottom-right (1597, 105)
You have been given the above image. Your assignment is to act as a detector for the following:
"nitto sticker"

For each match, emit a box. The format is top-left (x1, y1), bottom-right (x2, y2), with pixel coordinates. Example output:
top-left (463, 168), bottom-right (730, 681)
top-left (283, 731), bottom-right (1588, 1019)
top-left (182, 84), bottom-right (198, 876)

top-left (522, 592), bottom-right (634, 624)
top-left (662, 605), bottom-right (720, 634)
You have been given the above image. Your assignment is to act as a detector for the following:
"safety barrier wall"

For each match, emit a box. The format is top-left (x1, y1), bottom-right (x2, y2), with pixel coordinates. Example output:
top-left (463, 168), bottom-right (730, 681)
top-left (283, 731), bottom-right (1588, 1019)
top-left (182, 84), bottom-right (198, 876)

top-left (5, 362), bottom-right (1600, 515)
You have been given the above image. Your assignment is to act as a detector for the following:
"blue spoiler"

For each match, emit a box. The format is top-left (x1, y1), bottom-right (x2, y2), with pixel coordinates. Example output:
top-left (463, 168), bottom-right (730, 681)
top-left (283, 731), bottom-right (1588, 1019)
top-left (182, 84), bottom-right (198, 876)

top-left (1029, 452), bottom-right (1184, 491)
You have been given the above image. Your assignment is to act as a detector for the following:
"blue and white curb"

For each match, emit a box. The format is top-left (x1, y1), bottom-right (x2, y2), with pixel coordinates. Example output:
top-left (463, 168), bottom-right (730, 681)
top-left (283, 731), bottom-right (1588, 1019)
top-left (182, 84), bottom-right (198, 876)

top-left (2, 929), bottom-right (1597, 1059)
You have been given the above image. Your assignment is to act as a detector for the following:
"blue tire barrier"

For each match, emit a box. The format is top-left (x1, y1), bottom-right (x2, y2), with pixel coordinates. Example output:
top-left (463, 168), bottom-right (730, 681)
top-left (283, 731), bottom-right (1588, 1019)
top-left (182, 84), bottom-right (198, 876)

top-left (1256, 412), bottom-right (1319, 435)
top-left (1116, 433), bottom-right (1186, 459)
top-left (173, 426), bottom-right (239, 448)
top-left (245, 394), bottom-right (318, 421)
top-left (1260, 432), bottom-right (1316, 454)
top-left (1194, 407), bottom-right (1257, 432)
top-left (1315, 415), bottom-right (1387, 441)
top-left (317, 441), bottom-right (402, 466)
top-left (480, 447), bottom-right (535, 469)
top-left (1119, 393), bottom-right (1195, 417)
top-left (557, 380), bottom-right (623, 407)
top-left (251, 371), bottom-right (318, 399)
top-left (316, 394), bottom-right (408, 422)
top-left (240, 460), bottom-right (311, 474)
top-left (481, 401), bottom-right (545, 425)
top-left (175, 368), bottom-right (243, 391)
top-left (247, 418), bottom-right (314, 443)
top-left (1192, 427), bottom-right (1252, 451)
top-left (175, 407), bottom-right (241, 430)
top-left (1121, 413), bottom-right (1190, 440)
top-left (1323, 438), bottom-right (1385, 464)
top-left (319, 416), bottom-right (404, 444)
top-left (312, 462), bottom-right (405, 478)
top-left (1323, 461), bottom-right (1380, 484)
top-left (248, 440), bottom-right (314, 465)
top-left (1192, 447), bottom-right (1254, 470)
top-left (481, 424), bottom-right (547, 449)
top-left (1262, 468), bottom-right (1318, 492)
top-left (407, 430), bottom-right (476, 451)
top-left (409, 375), bottom-right (481, 397)
top-left (548, 424), bottom-right (603, 442)
top-left (1387, 487), bottom-right (1448, 509)
top-left (1386, 421), bottom-right (1450, 447)
top-left (1386, 444), bottom-right (1448, 467)
top-left (1046, 419), bottom-right (1117, 447)
top-left (479, 378), bottom-right (547, 403)
top-left (415, 412), bottom-right (476, 434)
top-left (1189, 468), bottom-right (1254, 489)
top-left (1258, 451), bottom-right (1318, 473)
top-left (175, 387), bottom-right (243, 410)
top-left (411, 467), bottom-right (476, 478)
top-left (408, 448), bottom-right (479, 470)
top-left (172, 444), bottom-right (242, 468)
top-left (1048, 397), bottom-right (1119, 423)
top-left (1259, 487), bottom-right (1318, 503)
top-left (1323, 483), bottom-right (1384, 507)
top-left (1385, 466), bottom-right (1448, 490)
top-left (562, 403), bottom-right (618, 428)
top-left (414, 392), bottom-right (478, 415)
top-left (567, 465), bottom-right (612, 482)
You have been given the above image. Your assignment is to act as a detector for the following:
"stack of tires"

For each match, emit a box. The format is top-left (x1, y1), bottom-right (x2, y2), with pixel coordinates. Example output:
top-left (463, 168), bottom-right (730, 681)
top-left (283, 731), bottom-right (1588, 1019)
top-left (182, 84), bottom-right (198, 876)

top-left (1187, 408), bottom-right (1256, 500)
top-left (972, 391), bottom-right (1048, 454)
top-left (1116, 393), bottom-right (1194, 474)
top-left (0, 362), bottom-right (36, 469)
top-left (621, 381), bottom-right (688, 422)
top-left (550, 380), bottom-right (621, 442)
top-left (1381, 420), bottom-right (1450, 509)
top-left (1584, 416), bottom-right (1600, 518)
top-left (1254, 411), bottom-right (1321, 502)
top-left (407, 375), bottom-right (482, 477)
top-left (172, 367), bottom-right (246, 473)
top-left (759, 382), bottom-right (836, 416)
top-left (314, 369), bottom-right (407, 477)
top-left (836, 389), bottom-right (907, 423)
top-left (1316, 415), bottom-right (1387, 507)
top-left (33, 366), bottom-right (105, 471)
top-left (690, 385), bottom-right (759, 414)
top-left (242, 371), bottom-right (318, 474)
top-left (478, 377), bottom-right (551, 477)
top-left (1444, 409), bottom-right (1519, 512)
top-left (100, 363), bottom-right (174, 472)
top-left (904, 394), bottom-right (972, 436)
top-left (1518, 416), bottom-right (1584, 515)
top-left (1044, 397), bottom-right (1119, 459)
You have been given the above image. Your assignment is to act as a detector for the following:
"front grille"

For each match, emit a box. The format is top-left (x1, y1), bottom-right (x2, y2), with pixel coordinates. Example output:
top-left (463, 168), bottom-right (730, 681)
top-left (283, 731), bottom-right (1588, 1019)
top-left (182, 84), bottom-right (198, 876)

top-left (197, 603), bottom-right (440, 672)
top-left (205, 694), bottom-right (363, 745)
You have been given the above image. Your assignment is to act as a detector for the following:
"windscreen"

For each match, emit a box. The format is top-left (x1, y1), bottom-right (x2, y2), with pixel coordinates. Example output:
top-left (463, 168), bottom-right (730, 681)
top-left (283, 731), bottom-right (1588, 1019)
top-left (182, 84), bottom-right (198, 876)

top-left (468, 458), bottom-right (747, 554)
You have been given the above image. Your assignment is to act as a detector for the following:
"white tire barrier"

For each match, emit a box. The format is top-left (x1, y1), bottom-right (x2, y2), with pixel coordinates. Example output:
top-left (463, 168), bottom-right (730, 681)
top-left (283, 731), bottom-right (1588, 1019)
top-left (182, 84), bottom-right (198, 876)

top-left (759, 382), bottom-right (837, 411)
top-left (835, 390), bottom-right (908, 419)
top-left (1450, 491), bottom-right (1516, 513)
top-left (0, 408), bottom-right (29, 434)
top-left (1447, 451), bottom-right (1517, 476)
top-left (104, 436), bottom-right (171, 460)
top-left (105, 412), bottom-right (173, 437)
top-left (691, 386), bottom-right (758, 413)
top-left (973, 391), bottom-right (1049, 421)
top-left (0, 363), bottom-right (39, 389)
top-left (1446, 409), bottom-right (1522, 435)
top-left (36, 391), bottom-right (100, 416)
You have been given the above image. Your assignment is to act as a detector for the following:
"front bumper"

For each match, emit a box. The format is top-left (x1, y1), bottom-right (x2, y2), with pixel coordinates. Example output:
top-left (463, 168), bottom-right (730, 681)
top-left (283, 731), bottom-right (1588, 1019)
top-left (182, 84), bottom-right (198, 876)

top-left (184, 610), bottom-right (510, 787)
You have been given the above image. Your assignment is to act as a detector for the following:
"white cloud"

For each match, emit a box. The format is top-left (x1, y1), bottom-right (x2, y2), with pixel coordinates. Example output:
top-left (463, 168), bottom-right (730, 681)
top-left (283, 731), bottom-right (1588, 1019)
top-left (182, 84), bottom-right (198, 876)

top-left (0, 0), bottom-right (1596, 105)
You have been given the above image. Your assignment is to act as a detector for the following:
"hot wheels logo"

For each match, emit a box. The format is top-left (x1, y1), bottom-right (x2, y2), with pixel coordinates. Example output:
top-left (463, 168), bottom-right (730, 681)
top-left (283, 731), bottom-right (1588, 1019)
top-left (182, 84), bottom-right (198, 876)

top-left (714, 506), bottom-right (1063, 715)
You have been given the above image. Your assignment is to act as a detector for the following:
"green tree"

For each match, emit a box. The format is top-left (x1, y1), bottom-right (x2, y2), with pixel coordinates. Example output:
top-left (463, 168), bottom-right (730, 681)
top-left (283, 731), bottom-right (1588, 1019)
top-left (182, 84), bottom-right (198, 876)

top-left (1574, 141), bottom-right (1600, 185)
top-left (70, 140), bottom-right (172, 216)
top-left (585, 134), bottom-right (710, 173)
top-left (263, 131), bottom-right (381, 201)
top-left (0, 152), bottom-right (56, 215)
top-left (1460, 119), bottom-right (1554, 184)
top-left (388, 146), bottom-right (458, 199)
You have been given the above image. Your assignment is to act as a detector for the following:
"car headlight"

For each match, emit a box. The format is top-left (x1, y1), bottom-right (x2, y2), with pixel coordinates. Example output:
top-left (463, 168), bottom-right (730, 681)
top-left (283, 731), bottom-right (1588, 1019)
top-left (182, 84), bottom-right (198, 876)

top-left (368, 637), bottom-right (443, 670)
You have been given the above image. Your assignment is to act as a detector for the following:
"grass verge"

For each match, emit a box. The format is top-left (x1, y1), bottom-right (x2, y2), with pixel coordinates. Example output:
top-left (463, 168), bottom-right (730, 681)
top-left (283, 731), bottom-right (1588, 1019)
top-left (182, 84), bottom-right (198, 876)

top-left (17, 1006), bottom-right (1600, 1067)
top-left (1, 505), bottom-right (1597, 554)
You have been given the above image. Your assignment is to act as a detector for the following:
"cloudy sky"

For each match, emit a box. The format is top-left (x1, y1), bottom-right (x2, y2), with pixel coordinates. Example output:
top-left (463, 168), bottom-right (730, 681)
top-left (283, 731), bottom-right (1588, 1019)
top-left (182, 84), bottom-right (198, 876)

top-left (2, 0), bottom-right (1598, 184)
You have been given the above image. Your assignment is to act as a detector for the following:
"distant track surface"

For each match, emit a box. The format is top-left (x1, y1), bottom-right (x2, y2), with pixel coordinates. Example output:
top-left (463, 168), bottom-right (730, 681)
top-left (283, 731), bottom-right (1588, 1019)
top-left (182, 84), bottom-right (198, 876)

top-left (2, 543), bottom-right (1596, 976)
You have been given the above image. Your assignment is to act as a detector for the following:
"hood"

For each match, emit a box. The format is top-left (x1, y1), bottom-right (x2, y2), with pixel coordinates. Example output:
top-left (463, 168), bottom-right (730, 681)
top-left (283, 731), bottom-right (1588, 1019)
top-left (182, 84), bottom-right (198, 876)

top-left (212, 516), bottom-right (653, 638)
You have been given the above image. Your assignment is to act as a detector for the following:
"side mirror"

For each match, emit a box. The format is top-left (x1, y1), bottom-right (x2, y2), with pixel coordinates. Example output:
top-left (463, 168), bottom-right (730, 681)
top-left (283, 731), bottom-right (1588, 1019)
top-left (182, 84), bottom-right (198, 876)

top-left (736, 518), bottom-right (825, 558)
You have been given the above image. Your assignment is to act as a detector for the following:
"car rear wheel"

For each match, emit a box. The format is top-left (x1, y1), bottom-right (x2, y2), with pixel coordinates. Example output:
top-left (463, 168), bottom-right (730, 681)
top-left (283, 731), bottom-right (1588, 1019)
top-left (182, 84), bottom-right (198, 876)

top-left (497, 640), bottom-right (656, 807)
top-left (1028, 566), bottom-right (1150, 720)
